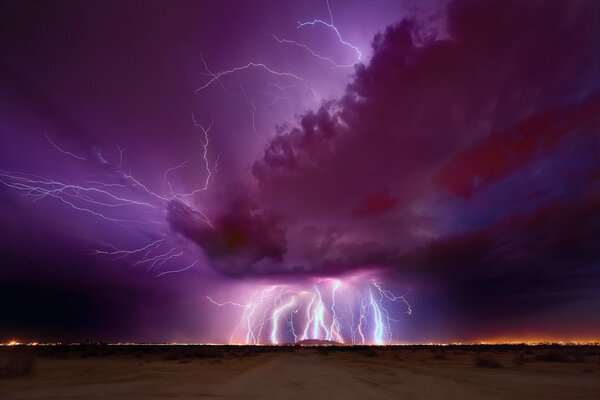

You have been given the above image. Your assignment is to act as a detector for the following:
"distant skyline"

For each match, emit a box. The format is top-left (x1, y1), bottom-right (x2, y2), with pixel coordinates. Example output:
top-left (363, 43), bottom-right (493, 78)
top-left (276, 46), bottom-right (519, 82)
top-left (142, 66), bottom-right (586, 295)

top-left (0, 0), bottom-right (599, 344)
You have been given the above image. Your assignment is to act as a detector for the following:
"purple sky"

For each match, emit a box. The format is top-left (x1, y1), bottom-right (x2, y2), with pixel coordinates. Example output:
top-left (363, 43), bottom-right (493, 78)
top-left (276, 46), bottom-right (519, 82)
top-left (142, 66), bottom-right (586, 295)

top-left (0, 0), bottom-right (599, 344)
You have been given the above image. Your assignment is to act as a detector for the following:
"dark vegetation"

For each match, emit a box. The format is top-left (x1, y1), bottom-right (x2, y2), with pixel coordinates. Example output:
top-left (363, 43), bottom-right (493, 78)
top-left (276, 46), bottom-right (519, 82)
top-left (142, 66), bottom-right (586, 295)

top-left (512, 352), bottom-right (531, 365)
top-left (432, 348), bottom-right (448, 360)
top-left (0, 343), bottom-right (596, 377)
top-left (475, 354), bottom-right (502, 368)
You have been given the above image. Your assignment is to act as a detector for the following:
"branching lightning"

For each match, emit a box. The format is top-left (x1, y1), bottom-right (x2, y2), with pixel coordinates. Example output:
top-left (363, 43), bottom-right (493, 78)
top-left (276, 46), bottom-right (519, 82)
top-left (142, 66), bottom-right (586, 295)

top-left (194, 0), bottom-right (361, 138)
top-left (272, 35), bottom-right (355, 69)
top-left (156, 260), bottom-right (199, 277)
top-left (45, 134), bottom-right (87, 161)
top-left (294, 0), bottom-right (362, 64)
top-left (207, 278), bottom-right (410, 345)
top-left (0, 1), bottom-right (397, 348)
top-left (194, 62), bottom-right (304, 93)
top-left (1, 119), bottom-right (219, 276)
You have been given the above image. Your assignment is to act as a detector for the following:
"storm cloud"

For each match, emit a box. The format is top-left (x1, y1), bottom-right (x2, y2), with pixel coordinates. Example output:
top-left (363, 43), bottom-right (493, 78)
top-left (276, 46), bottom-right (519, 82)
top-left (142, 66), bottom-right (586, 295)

top-left (165, 1), bottom-right (600, 334)
top-left (2, 0), bottom-right (599, 342)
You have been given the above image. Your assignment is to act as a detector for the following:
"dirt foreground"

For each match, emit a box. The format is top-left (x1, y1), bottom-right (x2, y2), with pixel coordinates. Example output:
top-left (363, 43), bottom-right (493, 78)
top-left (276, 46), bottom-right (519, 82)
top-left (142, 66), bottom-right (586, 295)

top-left (1, 345), bottom-right (598, 399)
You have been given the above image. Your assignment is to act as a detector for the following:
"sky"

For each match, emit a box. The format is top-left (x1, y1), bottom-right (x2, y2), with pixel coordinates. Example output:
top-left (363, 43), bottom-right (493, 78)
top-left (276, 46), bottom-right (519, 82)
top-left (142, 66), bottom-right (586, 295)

top-left (0, 0), bottom-right (599, 344)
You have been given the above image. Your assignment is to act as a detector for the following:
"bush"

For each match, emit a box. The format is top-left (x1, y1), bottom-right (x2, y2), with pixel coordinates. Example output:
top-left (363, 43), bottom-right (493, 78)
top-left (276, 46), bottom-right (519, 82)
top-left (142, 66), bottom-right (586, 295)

top-left (523, 348), bottom-right (535, 355)
top-left (163, 351), bottom-right (181, 361)
top-left (192, 348), bottom-right (223, 359)
top-left (475, 354), bottom-right (501, 368)
top-left (535, 352), bottom-right (569, 363)
top-left (0, 354), bottom-right (35, 379)
top-left (316, 347), bottom-right (330, 355)
top-left (534, 351), bottom-right (587, 363)
top-left (569, 353), bottom-right (587, 363)
top-left (80, 348), bottom-right (99, 358)
top-left (364, 348), bottom-right (379, 357)
top-left (512, 352), bottom-right (530, 366)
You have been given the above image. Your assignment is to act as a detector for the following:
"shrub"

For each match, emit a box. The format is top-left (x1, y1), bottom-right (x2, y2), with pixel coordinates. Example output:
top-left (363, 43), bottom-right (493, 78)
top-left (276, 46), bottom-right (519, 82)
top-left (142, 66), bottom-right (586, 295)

top-left (316, 347), bottom-right (330, 355)
top-left (523, 348), bottom-right (535, 355)
top-left (475, 354), bottom-right (501, 368)
top-left (80, 348), bottom-right (99, 358)
top-left (163, 351), bottom-right (181, 361)
top-left (512, 352), bottom-right (530, 366)
top-left (192, 348), bottom-right (223, 359)
top-left (569, 353), bottom-right (587, 363)
top-left (535, 352), bottom-right (569, 363)
top-left (364, 349), bottom-right (379, 357)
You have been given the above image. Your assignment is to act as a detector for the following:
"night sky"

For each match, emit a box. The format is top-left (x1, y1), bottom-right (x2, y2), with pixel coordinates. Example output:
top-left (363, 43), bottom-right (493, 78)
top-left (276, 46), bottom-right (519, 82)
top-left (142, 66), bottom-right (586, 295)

top-left (1, 0), bottom-right (599, 344)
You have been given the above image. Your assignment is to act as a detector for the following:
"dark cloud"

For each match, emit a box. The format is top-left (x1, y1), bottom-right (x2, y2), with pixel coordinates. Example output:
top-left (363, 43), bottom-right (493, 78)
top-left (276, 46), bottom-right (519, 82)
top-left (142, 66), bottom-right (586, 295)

top-left (436, 93), bottom-right (600, 197)
top-left (254, 0), bottom-right (599, 213)
top-left (2, 0), bottom-right (599, 341)
top-left (249, 0), bottom-right (600, 269)
top-left (355, 190), bottom-right (398, 217)
top-left (167, 198), bottom-right (288, 276)
top-left (172, 0), bottom-right (600, 334)
top-left (177, 0), bottom-right (600, 276)
top-left (397, 187), bottom-right (600, 323)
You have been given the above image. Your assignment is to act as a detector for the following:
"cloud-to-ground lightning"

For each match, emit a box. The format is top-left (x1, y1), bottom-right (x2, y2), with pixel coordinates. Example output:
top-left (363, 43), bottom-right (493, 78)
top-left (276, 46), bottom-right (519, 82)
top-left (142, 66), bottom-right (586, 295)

top-left (0, 0), bottom-right (377, 303)
top-left (270, 297), bottom-right (296, 344)
top-left (207, 278), bottom-right (411, 345)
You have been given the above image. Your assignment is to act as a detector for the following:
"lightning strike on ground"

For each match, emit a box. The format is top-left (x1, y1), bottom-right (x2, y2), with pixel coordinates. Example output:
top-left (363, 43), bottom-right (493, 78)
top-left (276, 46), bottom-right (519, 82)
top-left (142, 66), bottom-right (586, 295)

top-left (207, 278), bottom-right (411, 345)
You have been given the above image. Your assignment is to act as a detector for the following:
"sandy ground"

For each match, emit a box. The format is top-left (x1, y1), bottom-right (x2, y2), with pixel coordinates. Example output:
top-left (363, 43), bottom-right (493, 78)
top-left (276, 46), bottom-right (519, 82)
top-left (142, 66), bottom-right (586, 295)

top-left (1, 347), bottom-right (598, 399)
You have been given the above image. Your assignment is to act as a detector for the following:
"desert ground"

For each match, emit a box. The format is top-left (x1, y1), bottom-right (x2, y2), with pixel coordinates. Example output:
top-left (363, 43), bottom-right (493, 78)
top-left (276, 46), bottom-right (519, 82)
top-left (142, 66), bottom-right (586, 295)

top-left (1, 345), bottom-right (598, 399)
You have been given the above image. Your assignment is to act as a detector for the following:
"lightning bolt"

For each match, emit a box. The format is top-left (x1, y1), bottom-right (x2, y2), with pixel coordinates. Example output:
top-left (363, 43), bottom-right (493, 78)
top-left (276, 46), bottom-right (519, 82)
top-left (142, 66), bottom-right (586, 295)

top-left (295, 0), bottom-right (362, 64)
top-left (286, 309), bottom-right (299, 343)
top-left (270, 297), bottom-right (296, 344)
top-left (327, 280), bottom-right (343, 342)
top-left (2, 107), bottom-right (220, 277)
top-left (92, 239), bottom-right (165, 260)
top-left (156, 260), bottom-right (199, 277)
top-left (194, 62), bottom-right (304, 93)
top-left (45, 134), bottom-right (87, 161)
top-left (208, 278), bottom-right (410, 345)
top-left (272, 35), bottom-right (355, 69)
top-left (239, 83), bottom-right (261, 137)
top-left (3, 1), bottom-right (397, 332)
